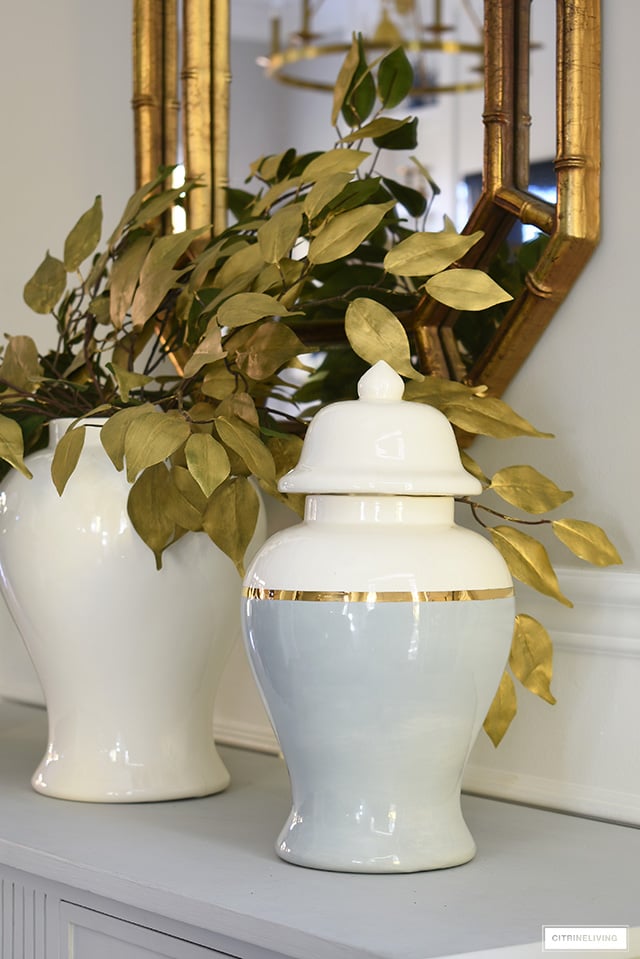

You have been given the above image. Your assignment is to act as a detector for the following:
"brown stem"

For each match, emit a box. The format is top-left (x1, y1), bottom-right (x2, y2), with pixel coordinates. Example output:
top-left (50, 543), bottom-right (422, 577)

top-left (459, 497), bottom-right (552, 527)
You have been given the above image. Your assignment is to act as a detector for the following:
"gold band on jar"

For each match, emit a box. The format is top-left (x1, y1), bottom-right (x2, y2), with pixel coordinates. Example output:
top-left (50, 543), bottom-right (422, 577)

top-left (242, 587), bottom-right (514, 603)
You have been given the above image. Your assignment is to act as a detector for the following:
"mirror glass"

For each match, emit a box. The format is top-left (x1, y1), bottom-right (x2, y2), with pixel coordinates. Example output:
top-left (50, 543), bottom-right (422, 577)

top-left (450, 2), bottom-right (558, 375)
top-left (527, 1), bottom-right (557, 203)
top-left (133, 0), bottom-right (600, 400)
top-left (228, 0), bottom-right (487, 229)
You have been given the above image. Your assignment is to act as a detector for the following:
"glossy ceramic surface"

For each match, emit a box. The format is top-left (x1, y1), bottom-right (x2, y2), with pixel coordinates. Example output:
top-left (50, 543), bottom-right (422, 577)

top-left (242, 364), bottom-right (514, 872)
top-left (242, 494), bottom-right (514, 872)
top-left (280, 361), bottom-right (483, 497)
top-left (244, 595), bottom-right (515, 872)
top-left (0, 420), bottom-right (265, 802)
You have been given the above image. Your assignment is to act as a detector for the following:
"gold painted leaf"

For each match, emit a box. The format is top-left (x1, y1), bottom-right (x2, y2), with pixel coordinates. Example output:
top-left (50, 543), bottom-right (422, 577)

top-left (340, 116), bottom-right (412, 144)
top-left (202, 273), bottom-right (263, 318)
top-left (0, 414), bottom-right (33, 479)
top-left (403, 377), bottom-right (484, 410)
top-left (442, 396), bottom-right (554, 439)
top-left (267, 434), bottom-right (303, 477)
top-left (489, 525), bottom-right (573, 607)
top-left (84, 249), bottom-right (110, 294)
top-left (51, 426), bottom-right (86, 495)
top-left (217, 292), bottom-right (302, 329)
top-left (111, 329), bottom-right (153, 375)
top-left (0, 336), bottom-right (43, 394)
top-left (232, 320), bottom-right (306, 380)
top-left (185, 433), bottom-right (230, 498)
top-left (215, 415), bottom-right (276, 488)
top-left (163, 470), bottom-right (204, 532)
top-left (378, 46), bottom-right (414, 109)
top-left (490, 465), bottom-right (573, 514)
top-left (171, 464), bottom-right (208, 514)
top-left (483, 670), bottom-right (517, 747)
top-left (182, 322), bottom-right (227, 377)
top-left (303, 173), bottom-right (353, 222)
top-left (252, 260), bottom-right (305, 296)
top-left (331, 35), bottom-right (360, 126)
top-left (202, 476), bottom-right (260, 576)
top-left (108, 364), bottom-right (153, 403)
top-left (109, 234), bottom-right (153, 329)
top-left (187, 402), bottom-right (217, 434)
top-left (510, 614), bottom-right (556, 705)
top-left (127, 463), bottom-right (176, 569)
top-left (130, 268), bottom-right (177, 330)
top-left (345, 297), bottom-right (423, 381)
top-left (130, 227), bottom-right (207, 329)
top-left (216, 392), bottom-right (260, 430)
top-left (258, 204), bottom-right (304, 264)
top-left (255, 150), bottom-right (291, 181)
top-left (251, 176), bottom-right (303, 217)
top-left (460, 451), bottom-right (490, 487)
top-left (266, 435), bottom-right (305, 517)
top-left (63, 196), bottom-right (103, 272)
top-left (61, 347), bottom-right (93, 381)
top-left (308, 202), bottom-right (395, 265)
top-left (130, 186), bottom-right (189, 229)
top-left (302, 149), bottom-right (369, 181)
top-left (552, 519), bottom-right (623, 566)
top-left (425, 268), bottom-right (513, 310)
top-left (214, 242), bottom-right (265, 288)
top-left (106, 169), bottom-right (175, 245)
top-left (100, 404), bottom-right (155, 471)
top-left (189, 237), bottom-right (244, 292)
top-left (201, 361), bottom-right (237, 400)
top-left (124, 411), bottom-right (191, 483)
top-left (23, 252), bottom-right (66, 314)
top-left (88, 295), bottom-right (111, 325)
top-left (384, 231), bottom-right (483, 277)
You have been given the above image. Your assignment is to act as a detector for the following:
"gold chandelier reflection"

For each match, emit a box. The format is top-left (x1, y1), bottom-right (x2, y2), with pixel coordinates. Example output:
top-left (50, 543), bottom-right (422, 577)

top-left (259, 0), bottom-right (485, 98)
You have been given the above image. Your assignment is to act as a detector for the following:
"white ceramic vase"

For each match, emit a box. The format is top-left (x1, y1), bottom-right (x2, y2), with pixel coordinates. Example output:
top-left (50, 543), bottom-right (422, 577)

top-left (0, 419), bottom-right (264, 802)
top-left (242, 363), bottom-right (515, 873)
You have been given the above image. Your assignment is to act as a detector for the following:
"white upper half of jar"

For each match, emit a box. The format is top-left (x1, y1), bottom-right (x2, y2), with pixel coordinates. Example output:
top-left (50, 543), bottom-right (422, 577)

top-left (244, 494), bottom-right (512, 593)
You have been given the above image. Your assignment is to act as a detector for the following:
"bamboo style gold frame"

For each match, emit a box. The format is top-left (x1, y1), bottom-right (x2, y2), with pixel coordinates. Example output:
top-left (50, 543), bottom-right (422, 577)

top-left (131, 0), bottom-right (601, 396)
top-left (413, 0), bottom-right (601, 393)
top-left (133, 0), bottom-right (230, 238)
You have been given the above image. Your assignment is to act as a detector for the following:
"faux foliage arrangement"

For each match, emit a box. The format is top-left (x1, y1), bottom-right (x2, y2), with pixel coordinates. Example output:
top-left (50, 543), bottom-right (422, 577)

top-left (0, 38), bottom-right (620, 743)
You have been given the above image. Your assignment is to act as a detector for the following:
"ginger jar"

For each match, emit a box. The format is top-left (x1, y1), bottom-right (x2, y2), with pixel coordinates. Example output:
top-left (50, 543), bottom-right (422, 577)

top-left (241, 361), bottom-right (514, 873)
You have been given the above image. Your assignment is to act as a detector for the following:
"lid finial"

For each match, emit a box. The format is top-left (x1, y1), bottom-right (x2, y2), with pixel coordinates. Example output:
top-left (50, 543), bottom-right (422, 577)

top-left (357, 361), bottom-right (405, 403)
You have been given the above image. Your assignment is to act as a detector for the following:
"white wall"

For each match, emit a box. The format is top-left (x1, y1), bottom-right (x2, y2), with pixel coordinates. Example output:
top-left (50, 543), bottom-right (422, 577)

top-left (0, 1), bottom-right (134, 351)
top-left (472, 5), bottom-right (640, 572)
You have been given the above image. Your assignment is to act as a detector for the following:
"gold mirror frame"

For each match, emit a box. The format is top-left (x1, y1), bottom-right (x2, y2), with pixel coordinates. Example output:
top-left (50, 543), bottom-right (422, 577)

top-left (133, 0), bottom-right (230, 238)
top-left (413, 0), bottom-right (601, 394)
top-left (132, 0), bottom-right (601, 396)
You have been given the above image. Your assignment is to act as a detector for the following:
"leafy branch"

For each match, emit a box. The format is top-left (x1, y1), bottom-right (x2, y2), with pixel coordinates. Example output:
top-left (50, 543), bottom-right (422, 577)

top-left (0, 36), bottom-right (621, 746)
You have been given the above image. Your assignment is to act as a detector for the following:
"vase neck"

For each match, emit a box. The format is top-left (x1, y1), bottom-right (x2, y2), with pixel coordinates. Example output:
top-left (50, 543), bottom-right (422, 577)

top-left (48, 417), bottom-right (108, 448)
top-left (303, 494), bottom-right (454, 526)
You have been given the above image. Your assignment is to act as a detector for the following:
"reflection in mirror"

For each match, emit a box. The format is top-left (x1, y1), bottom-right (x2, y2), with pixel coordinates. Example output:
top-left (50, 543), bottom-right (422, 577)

top-left (527, 0), bottom-right (557, 202)
top-left (132, 0), bottom-right (600, 401)
top-left (412, 0), bottom-right (601, 397)
top-left (230, 0), bottom-right (486, 230)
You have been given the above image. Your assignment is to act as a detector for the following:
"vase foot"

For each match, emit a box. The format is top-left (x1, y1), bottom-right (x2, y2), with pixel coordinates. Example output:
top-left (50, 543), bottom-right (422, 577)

top-left (30, 742), bottom-right (231, 802)
top-left (275, 800), bottom-right (476, 873)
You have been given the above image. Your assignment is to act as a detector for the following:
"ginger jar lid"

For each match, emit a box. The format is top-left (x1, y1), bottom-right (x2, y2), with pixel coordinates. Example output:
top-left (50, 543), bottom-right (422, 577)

top-left (279, 361), bottom-right (482, 496)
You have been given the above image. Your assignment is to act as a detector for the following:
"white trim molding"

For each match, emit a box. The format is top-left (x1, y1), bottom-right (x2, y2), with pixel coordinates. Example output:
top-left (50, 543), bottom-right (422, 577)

top-left (213, 567), bottom-right (640, 826)
top-left (465, 567), bottom-right (640, 825)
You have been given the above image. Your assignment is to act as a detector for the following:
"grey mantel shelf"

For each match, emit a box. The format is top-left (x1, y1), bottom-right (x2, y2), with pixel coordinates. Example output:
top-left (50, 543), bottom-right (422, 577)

top-left (0, 700), bottom-right (639, 959)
